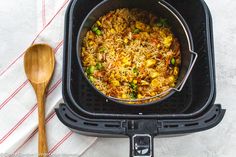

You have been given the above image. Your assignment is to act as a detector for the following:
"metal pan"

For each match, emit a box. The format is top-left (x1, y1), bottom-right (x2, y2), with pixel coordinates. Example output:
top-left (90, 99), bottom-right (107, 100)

top-left (77, 0), bottom-right (197, 106)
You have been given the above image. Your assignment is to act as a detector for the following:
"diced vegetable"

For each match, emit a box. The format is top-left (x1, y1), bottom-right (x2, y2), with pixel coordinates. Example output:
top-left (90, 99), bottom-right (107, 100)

top-left (121, 93), bottom-right (127, 99)
top-left (130, 92), bottom-right (137, 99)
top-left (130, 82), bottom-right (138, 91)
top-left (133, 67), bottom-right (138, 74)
top-left (96, 21), bottom-right (102, 26)
top-left (133, 79), bottom-right (138, 84)
top-left (135, 21), bottom-right (145, 30)
top-left (173, 67), bottom-right (179, 76)
top-left (87, 66), bottom-right (96, 74)
top-left (146, 59), bottom-right (157, 68)
top-left (163, 36), bottom-right (173, 48)
top-left (89, 76), bottom-right (94, 82)
top-left (92, 26), bottom-right (98, 32)
top-left (96, 63), bottom-right (103, 70)
top-left (151, 79), bottom-right (160, 87)
top-left (95, 29), bottom-right (102, 35)
top-left (168, 76), bottom-right (175, 83)
top-left (150, 71), bottom-right (159, 78)
top-left (156, 18), bottom-right (168, 27)
top-left (124, 38), bottom-right (129, 44)
top-left (99, 47), bottom-right (106, 53)
top-left (141, 80), bottom-right (149, 86)
top-left (133, 28), bottom-right (140, 34)
top-left (111, 80), bottom-right (120, 86)
top-left (137, 94), bottom-right (143, 99)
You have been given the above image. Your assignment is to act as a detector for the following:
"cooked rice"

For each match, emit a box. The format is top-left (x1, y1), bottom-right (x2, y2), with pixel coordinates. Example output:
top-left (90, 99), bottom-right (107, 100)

top-left (81, 8), bottom-right (181, 101)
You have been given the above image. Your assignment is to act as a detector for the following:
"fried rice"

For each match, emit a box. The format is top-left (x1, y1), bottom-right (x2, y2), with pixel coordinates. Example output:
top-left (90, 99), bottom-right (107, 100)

top-left (81, 8), bottom-right (181, 101)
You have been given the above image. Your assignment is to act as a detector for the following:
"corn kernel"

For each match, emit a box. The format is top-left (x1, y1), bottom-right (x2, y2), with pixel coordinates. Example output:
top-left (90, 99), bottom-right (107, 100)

top-left (89, 41), bottom-right (94, 46)
top-left (111, 29), bottom-right (115, 34)
top-left (141, 80), bottom-right (149, 86)
top-left (137, 94), bottom-right (143, 99)
top-left (82, 47), bottom-right (86, 52)
top-left (111, 80), bottom-right (120, 86)
top-left (151, 79), bottom-right (160, 87)
top-left (96, 21), bottom-right (102, 26)
top-left (122, 58), bottom-right (131, 66)
top-left (135, 21), bottom-right (145, 30)
top-left (173, 67), bottom-right (179, 76)
top-left (122, 94), bottom-right (127, 99)
top-left (88, 34), bottom-right (94, 40)
top-left (124, 38), bottom-right (129, 44)
top-left (151, 92), bottom-right (156, 96)
top-left (133, 80), bottom-right (137, 84)
top-left (168, 76), bottom-right (175, 83)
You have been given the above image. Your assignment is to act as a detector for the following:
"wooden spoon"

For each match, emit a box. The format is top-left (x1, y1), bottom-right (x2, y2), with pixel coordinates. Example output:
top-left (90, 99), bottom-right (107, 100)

top-left (24, 44), bottom-right (55, 157)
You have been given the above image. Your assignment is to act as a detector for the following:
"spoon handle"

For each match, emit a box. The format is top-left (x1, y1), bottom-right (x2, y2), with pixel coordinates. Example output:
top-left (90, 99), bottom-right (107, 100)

top-left (36, 85), bottom-right (48, 157)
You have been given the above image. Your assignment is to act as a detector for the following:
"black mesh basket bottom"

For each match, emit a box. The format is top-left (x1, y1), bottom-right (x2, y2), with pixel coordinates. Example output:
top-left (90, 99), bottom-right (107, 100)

top-left (62, 0), bottom-right (216, 118)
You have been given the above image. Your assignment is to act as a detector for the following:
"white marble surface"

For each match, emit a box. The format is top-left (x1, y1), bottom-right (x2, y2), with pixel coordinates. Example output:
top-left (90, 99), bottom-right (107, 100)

top-left (0, 0), bottom-right (235, 156)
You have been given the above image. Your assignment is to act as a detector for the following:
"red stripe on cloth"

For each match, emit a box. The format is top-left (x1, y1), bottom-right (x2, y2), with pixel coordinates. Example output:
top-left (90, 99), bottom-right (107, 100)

top-left (0, 0), bottom-right (69, 77)
top-left (0, 79), bottom-right (62, 144)
top-left (0, 42), bottom-right (63, 111)
top-left (48, 131), bottom-right (74, 155)
top-left (0, 80), bottom-right (29, 110)
top-left (54, 40), bottom-right (64, 52)
top-left (42, 0), bottom-right (46, 27)
top-left (12, 112), bottom-right (56, 155)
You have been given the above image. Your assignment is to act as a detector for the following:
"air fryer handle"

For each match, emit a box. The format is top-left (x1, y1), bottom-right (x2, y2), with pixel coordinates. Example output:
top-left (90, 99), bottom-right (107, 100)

top-left (129, 134), bottom-right (154, 157)
top-left (126, 120), bottom-right (157, 157)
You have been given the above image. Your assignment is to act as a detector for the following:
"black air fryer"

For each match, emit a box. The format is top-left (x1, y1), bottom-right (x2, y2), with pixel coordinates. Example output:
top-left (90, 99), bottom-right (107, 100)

top-left (56, 0), bottom-right (226, 156)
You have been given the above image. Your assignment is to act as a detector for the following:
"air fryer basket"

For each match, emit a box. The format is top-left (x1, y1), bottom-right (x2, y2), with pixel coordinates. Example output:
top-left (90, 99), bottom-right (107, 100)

top-left (56, 0), bottom-right (225, 157)
top-left (62, 0), bottom-right (217, 119)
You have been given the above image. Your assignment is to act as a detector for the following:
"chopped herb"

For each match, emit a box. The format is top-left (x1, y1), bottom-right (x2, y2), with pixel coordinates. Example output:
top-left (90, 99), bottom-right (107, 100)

top-left (130, 82), bottom-right (138, 91)
top-left (130, 92), bottom-right (138, 99)
top-left (99, 47), bottom-right (106, 53)
top-left (157, 18), bottom-right (168, 27)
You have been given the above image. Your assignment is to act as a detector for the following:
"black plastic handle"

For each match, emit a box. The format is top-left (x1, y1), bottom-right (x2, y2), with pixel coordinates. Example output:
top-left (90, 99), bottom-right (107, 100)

top-left (130, 134), bottom-right (154, 157)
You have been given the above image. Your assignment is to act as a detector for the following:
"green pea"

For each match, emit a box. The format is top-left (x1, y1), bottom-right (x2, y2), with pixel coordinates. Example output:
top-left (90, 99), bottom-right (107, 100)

top-left (171, 58), bottom-right (176, 65)
top-left (96, 63), bottom-right (103, 70)
top-left (87, 66), bottom-right (96, 74)
top-left (95, 29), bottom-right (102, 35)
top-left (133, 28), bottom-right (140, 34)
top-left (89, 76), bottom-right (94, 82)
top-left (92, 26), bottom-right (98, 32)
top-left (157, 18), bottom-right (168, 27)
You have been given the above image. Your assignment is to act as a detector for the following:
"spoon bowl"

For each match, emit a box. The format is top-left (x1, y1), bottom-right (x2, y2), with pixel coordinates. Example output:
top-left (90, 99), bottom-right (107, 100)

top-left (24, 44), bottom-right (55, 84)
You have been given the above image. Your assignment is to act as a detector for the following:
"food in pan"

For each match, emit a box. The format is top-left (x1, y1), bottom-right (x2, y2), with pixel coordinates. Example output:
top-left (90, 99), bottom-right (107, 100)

top-left (81, 8), bottom-right (181, 100)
